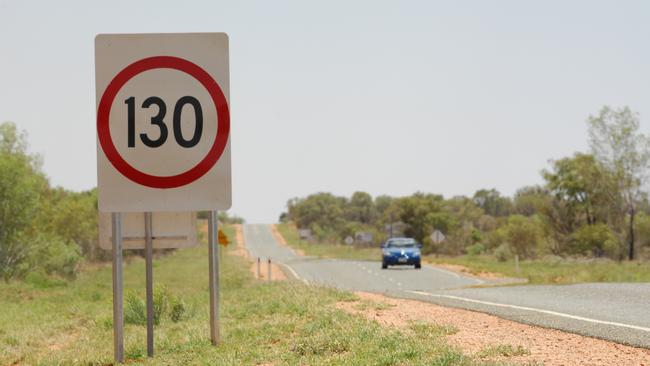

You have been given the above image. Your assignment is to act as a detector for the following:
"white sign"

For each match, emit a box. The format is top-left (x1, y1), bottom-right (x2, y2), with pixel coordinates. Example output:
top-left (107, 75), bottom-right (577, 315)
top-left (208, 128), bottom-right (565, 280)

top-left (95, 33), bottom-right (231, 212)
top-left (99, 212), bottom-right (198, 250)
top-left (344, 236), bottom-right (354, 245)
top-left (430, 230), bottom-right (446, 244)
top-left (298, 229), bottom-right (312, 240)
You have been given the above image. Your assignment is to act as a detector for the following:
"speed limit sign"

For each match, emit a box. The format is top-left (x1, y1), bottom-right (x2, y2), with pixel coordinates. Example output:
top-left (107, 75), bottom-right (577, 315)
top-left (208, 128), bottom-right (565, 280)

top-left (95, 33), bottom-right (231, 212)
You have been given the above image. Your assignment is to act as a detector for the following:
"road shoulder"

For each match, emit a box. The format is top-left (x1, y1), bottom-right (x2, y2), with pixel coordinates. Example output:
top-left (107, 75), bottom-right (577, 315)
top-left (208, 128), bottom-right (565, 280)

top-left (338, 291), bottom-right (650, 366)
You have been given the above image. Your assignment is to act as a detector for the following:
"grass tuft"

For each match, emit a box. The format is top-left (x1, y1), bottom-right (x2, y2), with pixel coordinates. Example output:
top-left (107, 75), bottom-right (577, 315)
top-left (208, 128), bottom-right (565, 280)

top-left (124, 290), bottom-right (146, 326)
top-left (409, 321), bottom-right (459, 337)
top-left (476, 344), bottom-right (530, 358)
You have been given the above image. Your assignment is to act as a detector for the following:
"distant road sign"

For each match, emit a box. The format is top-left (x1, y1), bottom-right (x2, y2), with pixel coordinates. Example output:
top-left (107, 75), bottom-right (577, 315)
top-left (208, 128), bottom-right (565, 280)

top-left (298, 229), bottom-right (312, 240)
top-left (99, 212), bottom-right (197, 249)
top-left (344, 236), bottom-right (354, 245)
top-left (430, 230), bottom-right (446, 244)
top-left (95, 33), bottom-right (231, 212)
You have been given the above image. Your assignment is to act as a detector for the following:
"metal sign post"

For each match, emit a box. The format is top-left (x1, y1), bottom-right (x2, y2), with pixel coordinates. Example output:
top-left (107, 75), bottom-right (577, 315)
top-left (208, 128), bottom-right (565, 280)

top-left (207, 211), bottom-right (221, 345)
top-left (111, 213), bottom-right (124, 363)
top-left (145, 212), bottom-right (154, 357)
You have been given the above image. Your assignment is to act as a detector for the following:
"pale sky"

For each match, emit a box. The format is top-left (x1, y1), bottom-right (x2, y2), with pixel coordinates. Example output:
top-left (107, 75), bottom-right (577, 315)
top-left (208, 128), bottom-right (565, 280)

top-left (1, 0), bottom-right (649, 223)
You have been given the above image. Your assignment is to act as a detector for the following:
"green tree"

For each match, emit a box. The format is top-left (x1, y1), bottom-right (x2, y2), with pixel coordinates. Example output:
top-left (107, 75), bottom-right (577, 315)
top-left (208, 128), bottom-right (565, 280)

top-left (217, 211), bottom-right (245, 224)
top-left (499, 215), bottom-right (543, 259)
top-left (472, 189), bottom-right (512, 217)
top-left (390, 193), bottom-right (452, 248)
top-left (286, 193), bottom-right (347, 240)
top-left (569, 224), bottom-right (619, 257)
top-left (513, 186), bottom-right (551, 217)
top-left (374, 195), bottom-right (393, 217)
top-left (588, 106), bottom-right (650, 260)
top-left (543, 153), bottom-right (616, 227)
top-left (344, 191), bottom-right (375, 224)
top-left (0, 122), bottom-right (48, 280)
top-left (444, 196), bottom-right (483, 228)
top-left (39, 188), bottom-right (100, 260)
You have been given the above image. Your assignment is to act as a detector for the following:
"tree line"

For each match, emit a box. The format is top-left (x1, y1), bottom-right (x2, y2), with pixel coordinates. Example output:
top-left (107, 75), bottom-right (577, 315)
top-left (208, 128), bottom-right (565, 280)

top-left (0, 121), bottom-right (243, 281)
top-left (0, 122), bottom-right (97, 281)
top-left (281, 106), bottom-right (650, 261)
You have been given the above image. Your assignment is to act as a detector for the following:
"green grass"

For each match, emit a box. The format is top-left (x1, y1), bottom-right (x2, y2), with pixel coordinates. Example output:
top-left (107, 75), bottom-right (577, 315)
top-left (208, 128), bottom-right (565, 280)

top-left (426, 254), bottom-right (650, 284)
top-left (276, 223), bottom-right (380, 261)
top-left (476, 344), bottom-right (530, 358)
top-left (0, 225), bottom-right (499, 365)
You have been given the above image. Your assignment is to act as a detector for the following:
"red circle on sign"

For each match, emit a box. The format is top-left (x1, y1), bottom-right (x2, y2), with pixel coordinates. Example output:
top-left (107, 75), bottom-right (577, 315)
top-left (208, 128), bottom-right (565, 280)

top-left (97, 56), bottom-right (230, 189)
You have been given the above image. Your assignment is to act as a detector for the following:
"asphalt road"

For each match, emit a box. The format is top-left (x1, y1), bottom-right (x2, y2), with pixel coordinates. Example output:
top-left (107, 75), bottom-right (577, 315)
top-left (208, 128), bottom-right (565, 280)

top-left (243, 224), bottom-right (650, 348)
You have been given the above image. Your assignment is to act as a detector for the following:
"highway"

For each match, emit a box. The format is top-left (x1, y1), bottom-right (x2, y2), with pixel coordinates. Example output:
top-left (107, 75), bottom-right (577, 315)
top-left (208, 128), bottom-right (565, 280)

top-left (243, 224), bottom-right (650, 348)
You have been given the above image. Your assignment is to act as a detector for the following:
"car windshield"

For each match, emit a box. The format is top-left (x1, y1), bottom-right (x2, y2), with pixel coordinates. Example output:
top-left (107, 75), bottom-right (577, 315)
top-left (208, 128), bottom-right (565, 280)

top-left (386, 238), bottom-right (417, 248)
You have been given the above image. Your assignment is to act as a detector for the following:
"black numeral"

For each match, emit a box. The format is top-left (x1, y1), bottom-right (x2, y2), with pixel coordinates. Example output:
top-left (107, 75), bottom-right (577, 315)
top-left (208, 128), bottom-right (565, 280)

top-left (173, 96), bottom-right (203, 148)
top-left (125, 97), bottom-right (135, 147)
top-left (124, 96), bottom-right (203, 148)
top-left (140, 97), bottom-right (168, 148)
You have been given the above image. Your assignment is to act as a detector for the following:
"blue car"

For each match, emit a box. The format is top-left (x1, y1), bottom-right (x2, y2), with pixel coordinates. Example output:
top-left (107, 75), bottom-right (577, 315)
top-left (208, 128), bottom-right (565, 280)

top-left (381, 238), bottom-right (422, 269)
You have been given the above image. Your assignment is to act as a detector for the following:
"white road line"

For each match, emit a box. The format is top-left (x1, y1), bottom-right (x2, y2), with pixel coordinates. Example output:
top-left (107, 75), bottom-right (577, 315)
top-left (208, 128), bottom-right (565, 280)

top-left (280, 263), bottom-right (309, 285)
top-left (407, 290), bottom-right (650, 333)
top-left (424, 265), bottom-right (484, 285)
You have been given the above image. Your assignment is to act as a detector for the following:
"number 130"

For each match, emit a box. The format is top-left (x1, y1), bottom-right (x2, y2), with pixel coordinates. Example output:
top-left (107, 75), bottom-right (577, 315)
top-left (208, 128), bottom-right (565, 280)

top-left (125, 96), bottom-right (203, 148)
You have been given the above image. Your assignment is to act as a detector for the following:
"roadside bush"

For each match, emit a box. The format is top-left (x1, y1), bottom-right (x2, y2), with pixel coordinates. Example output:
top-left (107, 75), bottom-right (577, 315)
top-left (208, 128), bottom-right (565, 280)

top-left (444, 224), bottom-right (474, 255)
top-left (153, 285), bottom-right (169, 325)
top-left (484, 224), bottom-right (507, 251)
top-left (31, 235), bottom-right (82, 279)
top-left (634, 212), bottom-right (650, 260)
top-left (569, 224), bottom-right (619, 257)
top-left (0, 124), bottom-right (47, 280)
top-left (24, 270), bottom-right (67, 288)
top-left (0, 122), bottom-right (99, 281)
top-left (125, 291), bottom-right (146, 325)
top-left (499, 215), bottom-right (543, 259)
top-left (466, 243), bottom-right (485, 256)
top-left (493, 243), bottom-right (512, 262)
top-left (169, 296), bottom-right (187, 323)
top-left (124, 286), bottom-right (189, 325)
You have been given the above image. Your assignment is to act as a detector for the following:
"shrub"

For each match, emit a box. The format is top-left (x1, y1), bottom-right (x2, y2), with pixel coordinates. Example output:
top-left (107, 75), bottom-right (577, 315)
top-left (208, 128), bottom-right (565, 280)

top-left (493, 243), bottom-right (512, 262)
top-left (569, 224), bottom-right (620, 257)
top-left (125, 291), bottom-right (146, 325)
top-left (153, 285), bottom-right (169, 325)
top-left (24, 270), bottom-right (67, 288)
top-left (124, 287), bottom-right (189, 325)
top-left (499, 215), bottom-right (544, 258)
top-left (37, 236), bottom-right (82, 278)
top-left (169, 296), bottom-right (186, 323)
top-left (466, 243), bottom-right (485, 256)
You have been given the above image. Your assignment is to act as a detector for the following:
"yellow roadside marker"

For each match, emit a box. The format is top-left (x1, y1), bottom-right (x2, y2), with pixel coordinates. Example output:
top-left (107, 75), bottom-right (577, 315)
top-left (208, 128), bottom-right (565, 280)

top-left (218, 229), bottom-right (230, 246)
